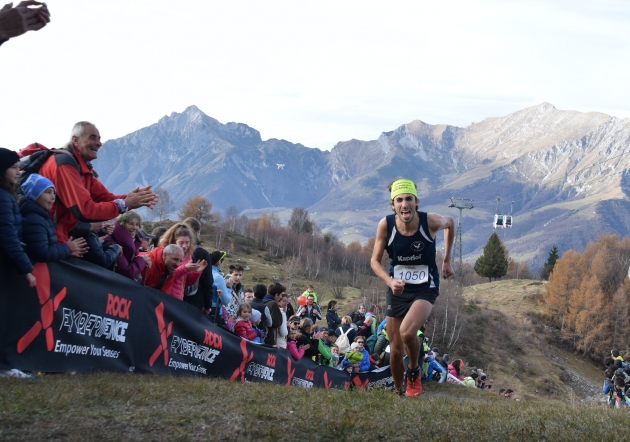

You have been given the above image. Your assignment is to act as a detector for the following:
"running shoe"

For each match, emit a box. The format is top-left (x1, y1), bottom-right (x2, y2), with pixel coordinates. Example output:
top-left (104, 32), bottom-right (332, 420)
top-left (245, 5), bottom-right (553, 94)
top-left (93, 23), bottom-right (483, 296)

top-left (405, 367), bottom-right (422, 397)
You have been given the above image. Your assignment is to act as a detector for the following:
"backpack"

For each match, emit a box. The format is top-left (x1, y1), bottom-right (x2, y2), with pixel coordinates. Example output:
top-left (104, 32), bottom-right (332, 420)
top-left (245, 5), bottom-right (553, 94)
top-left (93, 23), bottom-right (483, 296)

top-left (365, 333), bottom-right (378, 353)
top-left (336, 327), bottom-right (351, 354)
top-left (18, 144), bottom-right (79, 187)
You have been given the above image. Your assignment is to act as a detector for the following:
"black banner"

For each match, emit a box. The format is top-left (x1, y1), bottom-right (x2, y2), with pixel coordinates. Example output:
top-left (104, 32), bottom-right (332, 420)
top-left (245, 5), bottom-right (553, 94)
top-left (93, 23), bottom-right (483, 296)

top-left (0, 260), bottom-right (394, 390)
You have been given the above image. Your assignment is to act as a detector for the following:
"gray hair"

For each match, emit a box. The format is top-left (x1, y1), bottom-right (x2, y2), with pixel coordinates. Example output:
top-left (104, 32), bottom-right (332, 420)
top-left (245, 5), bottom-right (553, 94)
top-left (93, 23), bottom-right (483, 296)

top-left (163, 244), bottom-right (183, 256)
top-left (70, 121), bottom-right (96, 140)
top-left (117, 209), bottom-right (142, 226)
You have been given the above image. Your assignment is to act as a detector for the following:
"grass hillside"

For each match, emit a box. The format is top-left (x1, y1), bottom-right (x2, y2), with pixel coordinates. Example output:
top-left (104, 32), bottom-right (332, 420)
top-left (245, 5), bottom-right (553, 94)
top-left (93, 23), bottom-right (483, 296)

top-left (462, 280), bottom-right (603, 405)
top-left (0, 373), bottom-right (622, 441)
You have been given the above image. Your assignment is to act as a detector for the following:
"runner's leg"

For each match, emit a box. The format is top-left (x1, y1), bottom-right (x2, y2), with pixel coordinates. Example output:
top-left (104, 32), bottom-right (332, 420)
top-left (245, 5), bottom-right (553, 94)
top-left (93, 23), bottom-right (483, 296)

top-left (399, 299), bottom-right (433, 370)
top-left (387, 315), bottom-right (405, 393)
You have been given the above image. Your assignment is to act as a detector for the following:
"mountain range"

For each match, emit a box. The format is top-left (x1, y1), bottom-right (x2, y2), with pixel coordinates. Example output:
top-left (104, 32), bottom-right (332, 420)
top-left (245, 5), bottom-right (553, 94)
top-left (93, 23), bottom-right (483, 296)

top-left (96, 103), bottom-right (630, 270)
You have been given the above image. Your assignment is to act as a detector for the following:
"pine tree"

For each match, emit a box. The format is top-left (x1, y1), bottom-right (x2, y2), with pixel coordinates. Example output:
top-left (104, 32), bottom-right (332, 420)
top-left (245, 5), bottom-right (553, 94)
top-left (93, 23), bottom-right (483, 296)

top-left (474, 232), bottom-right (508, 282)
top-left (539, 245), bottom-right (559, 280)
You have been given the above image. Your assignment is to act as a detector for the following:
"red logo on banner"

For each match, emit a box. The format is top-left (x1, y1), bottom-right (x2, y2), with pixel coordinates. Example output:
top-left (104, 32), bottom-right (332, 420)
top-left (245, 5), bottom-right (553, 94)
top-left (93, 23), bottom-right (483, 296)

top-left (203, 329), bottom-right (223, 349)
top-left (352, 375), bottom-right (369, 390)
top-left (230, 340), bottom-right (254, 383)
top-left (323, 371), bottom-right (333, 390)
top-left (285, 357), bottom-right (295, 386)
top-left (149, 303), bottom-right (173, 366)
top-left (266, 353), bottom-right (276, 368)
top-left (305, 369), bottom-right (315, 381)
top-left (105, 294), bottom-right (131, 319)
top-left (17, 263), bottom-right (66, 353)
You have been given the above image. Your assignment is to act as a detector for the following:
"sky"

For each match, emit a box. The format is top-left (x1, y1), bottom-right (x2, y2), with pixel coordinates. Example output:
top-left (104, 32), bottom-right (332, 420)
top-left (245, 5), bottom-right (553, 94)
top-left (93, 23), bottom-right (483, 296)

top-left (1, 0), bottom-right (630, 151)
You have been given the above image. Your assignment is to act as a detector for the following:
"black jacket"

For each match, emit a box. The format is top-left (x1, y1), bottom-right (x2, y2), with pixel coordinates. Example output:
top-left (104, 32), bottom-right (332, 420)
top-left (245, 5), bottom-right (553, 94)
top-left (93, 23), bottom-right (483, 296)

top-left (326, 310), bottom-right (341, 331)
top-left (20, 198), bottom-right (72, 263)
top-left (0, 189), bottom-right (33, 274)
top-left (183, 245), bottom-right (214, 310)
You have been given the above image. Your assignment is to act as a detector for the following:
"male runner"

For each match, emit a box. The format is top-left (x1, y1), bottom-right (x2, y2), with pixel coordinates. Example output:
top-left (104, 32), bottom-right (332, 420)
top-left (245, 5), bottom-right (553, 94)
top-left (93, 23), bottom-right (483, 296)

top-left (370, 178), bottom-right (454, 397)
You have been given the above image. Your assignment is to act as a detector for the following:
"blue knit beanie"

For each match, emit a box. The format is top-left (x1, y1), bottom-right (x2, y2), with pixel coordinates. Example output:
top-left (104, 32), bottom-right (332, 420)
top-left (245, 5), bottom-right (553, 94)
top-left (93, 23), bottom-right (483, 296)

top-left (21, 174), bottom-right (54, 200)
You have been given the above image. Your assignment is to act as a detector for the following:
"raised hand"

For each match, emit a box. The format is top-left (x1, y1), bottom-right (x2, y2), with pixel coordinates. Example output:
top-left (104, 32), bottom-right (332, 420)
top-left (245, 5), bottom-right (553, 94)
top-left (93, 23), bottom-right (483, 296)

top-left (67, 236), bottom-right (88, 258)
top-left (124, 185), bottom-right (158, 210)
top-left (196, 259), bottom-right (208, 272)
top-left (0, 1), bottom-right (50, 40)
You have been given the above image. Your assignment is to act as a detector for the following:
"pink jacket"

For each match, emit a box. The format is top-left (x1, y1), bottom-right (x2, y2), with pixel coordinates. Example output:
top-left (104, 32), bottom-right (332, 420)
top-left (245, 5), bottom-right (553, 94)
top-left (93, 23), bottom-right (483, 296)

top-left (286, 340), bottom-right (304, 360)
top-left (233, 318), bottom-right (257, 341)
top-left (448, 364), bottom-right (462, 380)
top-left (169, 255), bottom-right (201, 301)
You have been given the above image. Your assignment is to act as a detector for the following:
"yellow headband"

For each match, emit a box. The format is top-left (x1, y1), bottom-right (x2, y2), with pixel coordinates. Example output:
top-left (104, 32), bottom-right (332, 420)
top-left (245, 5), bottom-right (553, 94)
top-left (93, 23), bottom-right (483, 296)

top-left (390, 179), bottom-right (417, 200)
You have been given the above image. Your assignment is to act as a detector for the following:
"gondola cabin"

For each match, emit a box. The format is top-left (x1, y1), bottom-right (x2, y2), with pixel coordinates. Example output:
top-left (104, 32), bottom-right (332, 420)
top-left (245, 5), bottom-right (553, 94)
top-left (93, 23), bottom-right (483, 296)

top-left (493, 214), bottom-right (505, 229)
top-left (505, 215), bottom-right (513, 228)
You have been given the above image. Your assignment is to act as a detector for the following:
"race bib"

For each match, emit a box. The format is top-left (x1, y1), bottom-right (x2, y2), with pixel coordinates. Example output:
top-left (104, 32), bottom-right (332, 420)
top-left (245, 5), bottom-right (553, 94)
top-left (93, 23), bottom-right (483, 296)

top-left (393, 265), bottom-right (429, 284)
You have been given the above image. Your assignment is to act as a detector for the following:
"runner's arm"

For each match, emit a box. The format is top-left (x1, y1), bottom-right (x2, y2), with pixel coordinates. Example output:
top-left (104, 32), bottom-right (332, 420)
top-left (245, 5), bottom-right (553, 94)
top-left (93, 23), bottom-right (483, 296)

top-left (370, 218), bottom-right (404, 294)
top-left (428, 213), bottom-right (455, 279)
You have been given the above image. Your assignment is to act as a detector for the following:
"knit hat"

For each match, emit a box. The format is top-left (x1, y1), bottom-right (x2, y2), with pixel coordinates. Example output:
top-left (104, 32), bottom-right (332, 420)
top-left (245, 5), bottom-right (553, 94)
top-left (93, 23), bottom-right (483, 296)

top-left (0, 148), bottom-right (19, 173)
top-left (442, 353), bottom-right (451, 364)
top-left (251, 309), bottom-right (261, 323)
top-left (21, 174), bottom-right (54, 201)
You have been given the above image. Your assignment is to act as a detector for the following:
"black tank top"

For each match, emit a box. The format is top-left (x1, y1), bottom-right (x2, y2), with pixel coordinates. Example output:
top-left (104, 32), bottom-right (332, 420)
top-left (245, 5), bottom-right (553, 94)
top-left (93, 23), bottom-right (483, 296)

top-left (385, 211), bottom-right (439, 291)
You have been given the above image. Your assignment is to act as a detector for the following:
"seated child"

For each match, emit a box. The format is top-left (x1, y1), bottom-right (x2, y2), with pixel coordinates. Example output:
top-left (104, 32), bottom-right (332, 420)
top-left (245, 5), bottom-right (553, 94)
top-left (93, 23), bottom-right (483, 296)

top-left (286, 328), bottom-right (309, 361)
top-left (331, 345), bottom-right (340, 368)
top-left (341, 342), bottom-right (364, 374)
top-left (250, 309), bottom-right (265, 343)
top-left (20, 174), bottom-right (87, 263)
top-left (233, 304), bottom-right (264, 343)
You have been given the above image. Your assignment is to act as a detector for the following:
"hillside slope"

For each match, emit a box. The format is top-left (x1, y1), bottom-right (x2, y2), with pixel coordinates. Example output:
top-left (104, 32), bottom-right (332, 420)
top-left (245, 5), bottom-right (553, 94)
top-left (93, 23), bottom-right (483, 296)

top-left (461, 280), bottom-right (602, 404)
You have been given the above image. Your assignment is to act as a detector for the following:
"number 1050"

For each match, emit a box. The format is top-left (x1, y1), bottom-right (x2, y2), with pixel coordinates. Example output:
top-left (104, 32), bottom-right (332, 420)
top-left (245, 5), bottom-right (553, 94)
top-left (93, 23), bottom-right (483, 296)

top-left (397, 270), bottom-right (426, 281)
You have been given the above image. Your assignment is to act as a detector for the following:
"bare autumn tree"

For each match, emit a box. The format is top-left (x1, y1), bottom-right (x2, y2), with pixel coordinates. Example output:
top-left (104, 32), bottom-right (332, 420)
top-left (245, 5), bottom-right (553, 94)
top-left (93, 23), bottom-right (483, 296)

top-left (288, 207), bottom-right (312, 235)
top-left (178, 195), bottom-right (214, 225)
top-left (544, 249), bottom-right (581, 331)
top-left (153, 188), bottom-right (175, 221)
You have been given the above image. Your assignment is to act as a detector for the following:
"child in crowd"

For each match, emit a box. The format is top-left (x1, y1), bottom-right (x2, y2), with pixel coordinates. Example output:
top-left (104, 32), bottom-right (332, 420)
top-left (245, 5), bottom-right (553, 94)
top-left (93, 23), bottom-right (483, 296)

top-left (341, 342), bottom-right (363, 374)
top-left (250, 309), bottom-right (265, 343)
top-left (233, 303), bottom-right (262, 342)
top-left (0, 148), bottom-right (35, 287)
top-left (20, 174), bottom-right (87, 263)
top-left (286, 328), bottom-right (309, 361)
top-left (330, 345), bottom-right (340, 367)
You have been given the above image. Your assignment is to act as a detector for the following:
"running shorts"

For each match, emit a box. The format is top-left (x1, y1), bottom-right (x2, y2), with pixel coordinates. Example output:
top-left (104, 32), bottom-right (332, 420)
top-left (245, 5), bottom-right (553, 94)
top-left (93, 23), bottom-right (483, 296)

top-left (385, 286), bottom-right (439, 318)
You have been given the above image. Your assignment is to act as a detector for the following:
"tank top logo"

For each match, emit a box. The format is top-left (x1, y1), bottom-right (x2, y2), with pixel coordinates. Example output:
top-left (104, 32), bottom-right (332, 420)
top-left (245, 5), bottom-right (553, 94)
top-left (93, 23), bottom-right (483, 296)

top-left (398, 254), bottom-right (423, 262)
top-left (410, 241), bottom-right (424, 252)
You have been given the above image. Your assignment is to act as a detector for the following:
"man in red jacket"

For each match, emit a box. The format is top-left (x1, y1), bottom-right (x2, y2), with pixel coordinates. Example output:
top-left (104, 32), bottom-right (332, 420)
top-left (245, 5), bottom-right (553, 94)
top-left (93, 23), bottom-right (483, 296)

top-left (143, 244), bottom-right (184, 294)
top-left (38, 121), bottom-right (158, 243)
